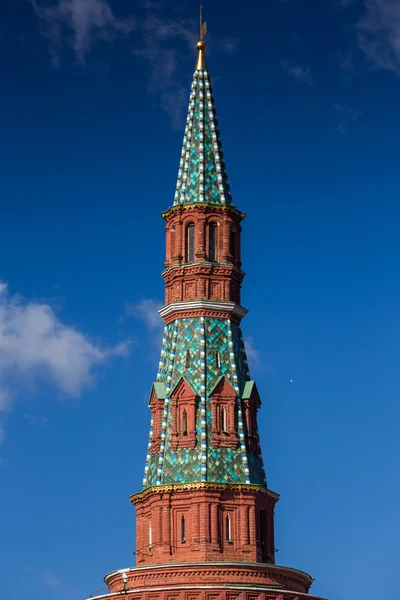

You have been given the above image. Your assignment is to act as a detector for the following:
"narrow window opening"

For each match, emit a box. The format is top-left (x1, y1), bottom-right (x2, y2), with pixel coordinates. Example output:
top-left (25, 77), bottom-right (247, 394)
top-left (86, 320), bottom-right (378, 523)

top-left (209, 222), bottom-right (218, 261)
top-left (149, 520), bottom-right (152, 549)
top-left (186, 223), bottom-right (195, 262)
top-left (180, 515), bottom-right (186, 543)
top-left (182, 409), bottom-right (188, 435)
top-left (229, 224), bottom-right (237, 260)
top-left (221, 407), bottom-right (227, 433)
top-left (259, 510), bottom-right (268, 562)
top-left (185, 349), bottom-right (191, 369)
top-left (170, 225), bottom-right (176, 260)
top-left (215, 351), bottom-right (221, 369)
top-left (226, 513), bottom-right (232, 542)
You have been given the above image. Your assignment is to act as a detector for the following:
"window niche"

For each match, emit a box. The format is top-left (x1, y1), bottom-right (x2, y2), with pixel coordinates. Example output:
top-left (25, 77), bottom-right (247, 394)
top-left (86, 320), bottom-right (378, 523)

top-left (186, 222), bottom-right (195, 263)
top-left (229, 224), bottom-right (237, 262)
top-left (149, 382), bottom-right (166, 455)
top-left (208, 221), bottom-right (218, 262)
top-left (180, 515), bottom-right (186, 543)
top-left (226, 513), bottom-right (232, 543)
top-left (242, 381), bottom-right (261, 454)
top-left (210, 377), bottom-right (238, 449)
top-left (170, 378), bottom-right (198, 450)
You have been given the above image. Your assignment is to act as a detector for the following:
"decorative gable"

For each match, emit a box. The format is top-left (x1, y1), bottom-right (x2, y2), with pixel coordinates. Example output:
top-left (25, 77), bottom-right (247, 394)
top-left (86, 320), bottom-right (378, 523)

top-left (149, 383), bottom-right (166, 455)
top-left (170, 377), bottom-right (198, 450)
top-left (242, 381), bottom-right (261, 454)
top-left (210, 377), bottom-right (238, 450)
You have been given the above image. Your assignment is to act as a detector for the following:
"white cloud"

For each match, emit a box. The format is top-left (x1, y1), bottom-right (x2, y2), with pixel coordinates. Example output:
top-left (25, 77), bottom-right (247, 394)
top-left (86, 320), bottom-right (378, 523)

top-left (125, 298), bottom-right (162, 332)
top-left (134, 15), bottom-right (197, 127)
top-left (358, 0), bottom-right (400, 75)
top-left (0, 282), bottom-right (129, 431)
top-left (23, 413), bottom-right (49, 426)
top-left (219, 38), bottom-right (240, 55)
top-left (42, 569), bottom-right (60, 588)
top-left (333, 103), bottom-right (364, 136)
top-left (281, 62), bottom-right (314, 85)
top-left (244, 336), bottom-right (260, 366)
top-left (31, 0), bottom-right (135, 65)
top-left (244, 336), bottom-right (275, 374)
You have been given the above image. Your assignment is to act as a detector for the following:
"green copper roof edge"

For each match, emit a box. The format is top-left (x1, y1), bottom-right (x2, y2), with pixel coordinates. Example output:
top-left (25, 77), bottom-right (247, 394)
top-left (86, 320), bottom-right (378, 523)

top-left (148, 382), bottom-right (166, 406)
top-left (242, 380), bottom-right (255, 398)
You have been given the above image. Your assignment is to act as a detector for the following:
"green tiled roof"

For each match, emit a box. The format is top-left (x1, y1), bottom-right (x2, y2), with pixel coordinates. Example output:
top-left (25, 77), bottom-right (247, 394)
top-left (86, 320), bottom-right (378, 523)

top-left (173, 59), bottom-right (232, 206)
top-left (149, 382), bottom-right (166, 405)
top-left (142, 317), bottom-right (267, 489)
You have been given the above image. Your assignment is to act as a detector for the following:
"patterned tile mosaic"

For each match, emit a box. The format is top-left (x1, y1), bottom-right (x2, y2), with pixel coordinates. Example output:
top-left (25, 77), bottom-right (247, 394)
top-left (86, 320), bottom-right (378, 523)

top-left (173, 70), bottom-right (232, 207)
top-left (143, 316), bottom-right (267, 489)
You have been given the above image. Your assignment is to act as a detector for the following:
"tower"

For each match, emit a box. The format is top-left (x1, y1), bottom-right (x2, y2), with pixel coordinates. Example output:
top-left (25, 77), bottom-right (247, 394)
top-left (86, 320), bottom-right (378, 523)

top-left (88, 26), bottom-right (327, 600)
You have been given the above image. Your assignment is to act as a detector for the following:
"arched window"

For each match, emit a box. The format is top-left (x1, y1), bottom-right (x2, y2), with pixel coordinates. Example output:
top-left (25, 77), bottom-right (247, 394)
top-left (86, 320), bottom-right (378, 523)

top-left (229, 224), bottom-right (237, 260)
top-left (215, 351), bottom-right (221, 369)
top-left (149, 520), bottom-right (152, 549)
top-left (221, 407), bottom-right (227, 433)
top-left (209, 222), bottom-right (218, 262)
top-left (186, 223), bottom-right (195, 262)
top-left (170, 225), bottom-right (175, 261)
top-left (226, 514), bottom-right (232, 542)
top-left (182, 409), bottom-right (188, 435)
top-left (180, 515), bottom-right (186, 543)
top-left (185, 349), bottom-right (191, 369)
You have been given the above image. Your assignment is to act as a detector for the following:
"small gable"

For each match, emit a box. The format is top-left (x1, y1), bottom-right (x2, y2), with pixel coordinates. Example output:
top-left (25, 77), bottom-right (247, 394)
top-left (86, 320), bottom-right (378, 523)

top-left (209, 376), bottom-right (237, 398)
top-left (148, 382), bottom-right (166, 407)
top-left (242, 380), bottom-right (261, 406)
top-left (170, 376), bottom-right (197, 399)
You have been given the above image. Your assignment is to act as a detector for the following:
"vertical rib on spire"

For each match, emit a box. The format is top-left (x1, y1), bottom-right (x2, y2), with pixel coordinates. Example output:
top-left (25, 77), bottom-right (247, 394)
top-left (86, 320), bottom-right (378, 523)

top-left (173, 42), bottom-right (232, 206)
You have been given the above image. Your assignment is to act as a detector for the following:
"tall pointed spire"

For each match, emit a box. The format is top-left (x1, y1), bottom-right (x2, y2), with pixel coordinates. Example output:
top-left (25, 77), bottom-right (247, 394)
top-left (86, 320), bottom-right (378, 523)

top-left (173, 17), bottom-right (232, 206)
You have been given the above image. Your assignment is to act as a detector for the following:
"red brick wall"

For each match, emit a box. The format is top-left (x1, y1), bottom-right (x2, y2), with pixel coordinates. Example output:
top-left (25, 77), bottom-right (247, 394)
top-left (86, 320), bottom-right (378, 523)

top-left (131, 486), bottom-right (277, 567)
top-left (162, 205), bottom-right (244, 307)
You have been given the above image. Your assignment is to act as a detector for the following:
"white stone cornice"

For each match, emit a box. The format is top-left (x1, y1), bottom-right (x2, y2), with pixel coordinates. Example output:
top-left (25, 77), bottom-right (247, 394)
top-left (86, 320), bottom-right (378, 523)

top-left (158, 300), bottom-right (248, 320)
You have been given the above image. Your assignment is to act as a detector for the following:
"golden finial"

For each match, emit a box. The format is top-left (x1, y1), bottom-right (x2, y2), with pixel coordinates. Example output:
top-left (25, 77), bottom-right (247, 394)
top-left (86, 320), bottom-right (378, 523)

top-left (195, 4), bottom-right (207, 71)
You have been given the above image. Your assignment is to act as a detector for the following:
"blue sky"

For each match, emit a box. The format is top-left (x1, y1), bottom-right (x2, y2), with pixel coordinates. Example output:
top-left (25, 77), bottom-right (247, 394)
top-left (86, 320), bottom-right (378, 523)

top-left (1, 0), bottom-right (400, 598)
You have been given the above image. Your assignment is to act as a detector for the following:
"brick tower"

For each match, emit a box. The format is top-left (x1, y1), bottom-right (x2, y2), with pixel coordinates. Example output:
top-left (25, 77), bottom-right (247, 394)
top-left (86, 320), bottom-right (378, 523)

top-left (88, 28), bottom-right (327, 600)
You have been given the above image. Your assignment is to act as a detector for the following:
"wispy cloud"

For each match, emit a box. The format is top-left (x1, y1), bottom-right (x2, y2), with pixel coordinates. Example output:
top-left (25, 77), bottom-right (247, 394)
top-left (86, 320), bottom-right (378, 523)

top-left (134, 15), bottom-right (197, 127)
top-left (31, 0), bottom-right (135, 66)
top-left (281, 61), bottom-right (314, 85)
top-left (23, 413), bottom-right (49, 426)
top-left (334, 103), bottom-right (363, 120)
top-left (244, 336), bottom-right (260, 366)
top-left (244, 337), bottom-right (275, 374)
top-left (219, 38), bottom-right (240, 55)
top-left (125, 298), bottom-right (162, 332)
top-left (0, 281), bottom-right (129, 443)
top-left (357, 0), bottom-right (400, 75)
top-left (42, 569), bottom-right (60, 588)
top-left (24, 566), bottom-right (61, 589)
top-left (333, 103), bottom-right (364, 136)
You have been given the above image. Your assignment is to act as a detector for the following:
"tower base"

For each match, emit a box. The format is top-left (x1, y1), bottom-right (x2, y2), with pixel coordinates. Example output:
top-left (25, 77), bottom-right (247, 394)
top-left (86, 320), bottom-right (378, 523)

top-left (87, 562), bottom-right (327, 600)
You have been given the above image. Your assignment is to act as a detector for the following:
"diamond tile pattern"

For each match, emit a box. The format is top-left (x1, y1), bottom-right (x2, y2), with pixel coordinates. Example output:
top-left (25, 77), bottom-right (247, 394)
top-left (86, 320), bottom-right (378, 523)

top-left (143, 316), bottom-right (267, 488)
top-left (173, 69), bottom-right (232, 206)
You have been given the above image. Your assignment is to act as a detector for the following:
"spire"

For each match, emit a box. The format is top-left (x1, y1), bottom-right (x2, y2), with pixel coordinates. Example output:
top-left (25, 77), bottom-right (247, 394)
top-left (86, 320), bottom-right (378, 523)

top-left (173, 13), bottom-right (232, 207)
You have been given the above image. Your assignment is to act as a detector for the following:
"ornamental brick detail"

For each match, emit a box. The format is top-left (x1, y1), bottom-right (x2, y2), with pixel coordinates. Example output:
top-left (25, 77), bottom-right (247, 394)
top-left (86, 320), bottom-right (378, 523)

top-left (210, 377), bottom-right (238, 450)
top-left (163, 205), bottom-right (244, 306)
top-left (131, 485), bottom-right (277, 567)
top-left (170, 378), bottom-right (198, 450)
top-left (86, 34), bottom-right (327, 600)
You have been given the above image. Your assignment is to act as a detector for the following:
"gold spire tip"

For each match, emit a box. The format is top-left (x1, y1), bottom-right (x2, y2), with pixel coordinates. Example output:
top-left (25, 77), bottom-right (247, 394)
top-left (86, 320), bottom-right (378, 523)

top-left (196, 4), bottom-right (207, 71)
